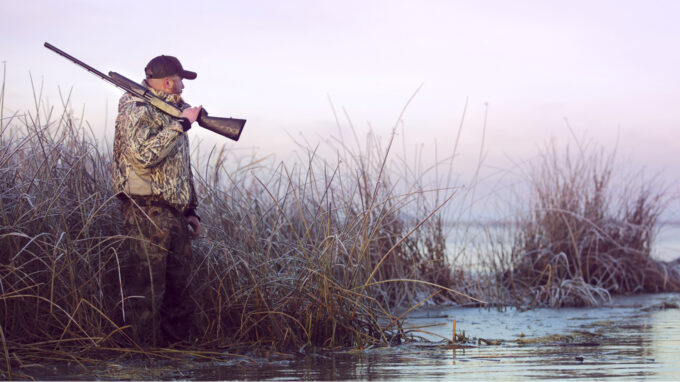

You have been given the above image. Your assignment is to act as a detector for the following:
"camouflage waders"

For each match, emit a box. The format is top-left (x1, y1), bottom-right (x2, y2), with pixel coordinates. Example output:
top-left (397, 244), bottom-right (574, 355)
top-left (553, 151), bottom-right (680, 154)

top-left (120, 197), bottom-right (194, 347)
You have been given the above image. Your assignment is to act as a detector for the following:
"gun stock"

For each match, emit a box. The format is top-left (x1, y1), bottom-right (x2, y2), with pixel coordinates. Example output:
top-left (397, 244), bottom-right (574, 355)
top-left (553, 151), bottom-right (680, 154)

top-left (198, 110), bottom-right (245, 141)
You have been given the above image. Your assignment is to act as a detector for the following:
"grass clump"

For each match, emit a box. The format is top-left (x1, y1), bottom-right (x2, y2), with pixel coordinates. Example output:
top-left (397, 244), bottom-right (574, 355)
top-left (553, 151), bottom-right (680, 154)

top-left (502, 139), bottom-right (679, 307)
top-left (187, 111), bottom-right (473, 349)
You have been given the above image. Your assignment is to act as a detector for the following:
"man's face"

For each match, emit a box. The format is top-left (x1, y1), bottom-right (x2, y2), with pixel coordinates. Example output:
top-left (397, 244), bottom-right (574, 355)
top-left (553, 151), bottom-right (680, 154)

top-left (166, 75), bottom-right (184, 95)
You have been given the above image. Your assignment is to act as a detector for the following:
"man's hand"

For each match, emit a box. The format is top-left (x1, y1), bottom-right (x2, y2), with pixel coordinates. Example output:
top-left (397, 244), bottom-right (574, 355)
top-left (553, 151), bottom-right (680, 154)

top-left (187, 215), bottom-right (201, 237)
top-left (181, 105), bottom-right (203, 124)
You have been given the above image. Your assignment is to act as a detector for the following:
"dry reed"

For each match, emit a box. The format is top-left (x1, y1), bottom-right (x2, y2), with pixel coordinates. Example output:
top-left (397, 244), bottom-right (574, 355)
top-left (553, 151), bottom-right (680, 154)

top-left (3, 70), bottom-right (675, 379)
top-left (0, 76), bottom-right (474, 378)
top-left (500, 139), bottom-right (679, 307)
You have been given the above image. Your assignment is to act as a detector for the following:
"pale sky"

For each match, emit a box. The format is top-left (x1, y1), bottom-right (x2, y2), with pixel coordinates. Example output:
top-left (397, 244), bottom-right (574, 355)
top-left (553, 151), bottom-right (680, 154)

top-left (2, 0), bottom-right (679, 219)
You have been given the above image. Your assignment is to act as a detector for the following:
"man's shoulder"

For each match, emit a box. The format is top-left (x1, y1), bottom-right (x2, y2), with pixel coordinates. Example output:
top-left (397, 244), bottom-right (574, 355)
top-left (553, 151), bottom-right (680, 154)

top-left (118, 92), bottom-right (152, 114)
top-left (120, 92), bottom-right (147, 105)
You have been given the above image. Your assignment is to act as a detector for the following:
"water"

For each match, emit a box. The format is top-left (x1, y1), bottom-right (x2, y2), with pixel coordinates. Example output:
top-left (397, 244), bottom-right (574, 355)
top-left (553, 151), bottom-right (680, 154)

top-left (401, 294), bottom-right (680, 380)
top-left (30, 293), bottom-right (680, 380)
top-left (654, 224), bottom-right (680, 262)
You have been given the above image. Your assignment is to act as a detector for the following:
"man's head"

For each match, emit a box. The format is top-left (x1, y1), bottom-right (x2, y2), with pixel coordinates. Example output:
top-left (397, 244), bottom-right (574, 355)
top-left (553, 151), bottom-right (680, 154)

top-left (144, 55), bottom-right (196, 95)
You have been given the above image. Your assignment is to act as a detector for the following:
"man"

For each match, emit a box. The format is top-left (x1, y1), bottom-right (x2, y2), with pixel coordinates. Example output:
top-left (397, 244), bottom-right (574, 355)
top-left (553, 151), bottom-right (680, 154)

top-left (113, 54), bottom-right (203, 347)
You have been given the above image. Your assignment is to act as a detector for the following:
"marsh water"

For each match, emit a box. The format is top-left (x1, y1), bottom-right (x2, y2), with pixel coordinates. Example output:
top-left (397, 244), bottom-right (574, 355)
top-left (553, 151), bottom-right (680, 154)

top-left (31, 293), bottom-right (680, 380)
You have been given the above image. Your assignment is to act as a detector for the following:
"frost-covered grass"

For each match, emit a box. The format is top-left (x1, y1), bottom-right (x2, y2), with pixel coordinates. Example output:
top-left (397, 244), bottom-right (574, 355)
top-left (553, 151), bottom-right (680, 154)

top-left (497, 140), bottom-right (680, 307)
top-left (0, 77), bottom-right (477, 378)
top-left (2, 73), bottom-right (676, 379)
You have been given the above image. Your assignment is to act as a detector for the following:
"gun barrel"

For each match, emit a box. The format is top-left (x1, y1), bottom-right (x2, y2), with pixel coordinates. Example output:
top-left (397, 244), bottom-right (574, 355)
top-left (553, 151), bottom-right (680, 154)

top-left (44, 42), bottom-right (122, 90)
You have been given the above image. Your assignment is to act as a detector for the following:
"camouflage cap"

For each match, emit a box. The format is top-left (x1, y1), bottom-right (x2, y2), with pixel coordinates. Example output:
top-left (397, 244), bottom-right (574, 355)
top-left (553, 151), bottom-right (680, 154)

top-left (145, 55), bottom-right (197, 80)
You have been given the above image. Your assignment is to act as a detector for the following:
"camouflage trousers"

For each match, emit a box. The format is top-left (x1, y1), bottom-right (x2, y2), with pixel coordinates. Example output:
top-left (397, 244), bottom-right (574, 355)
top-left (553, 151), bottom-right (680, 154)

top-left (120, 198), bottom-right (194, 347)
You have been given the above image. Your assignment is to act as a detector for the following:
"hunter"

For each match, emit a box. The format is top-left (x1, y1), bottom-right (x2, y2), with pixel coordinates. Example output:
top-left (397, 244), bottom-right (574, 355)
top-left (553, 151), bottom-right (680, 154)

top-left (113, 54), bottom-right (202, 347)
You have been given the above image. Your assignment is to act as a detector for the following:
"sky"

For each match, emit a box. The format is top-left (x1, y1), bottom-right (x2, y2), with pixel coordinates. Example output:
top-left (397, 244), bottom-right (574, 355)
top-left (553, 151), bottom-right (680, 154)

top-left (1, 0), bottom-right (679, 219)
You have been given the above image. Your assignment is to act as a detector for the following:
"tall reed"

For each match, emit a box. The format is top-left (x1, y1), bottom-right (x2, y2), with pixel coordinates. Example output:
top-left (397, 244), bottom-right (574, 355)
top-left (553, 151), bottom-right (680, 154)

top-left (501, 139), bottom-right (678, 307)
top-left (0, 78), bottom-right (473, 378)
top-left (186, 108), bottom-right (473, 348)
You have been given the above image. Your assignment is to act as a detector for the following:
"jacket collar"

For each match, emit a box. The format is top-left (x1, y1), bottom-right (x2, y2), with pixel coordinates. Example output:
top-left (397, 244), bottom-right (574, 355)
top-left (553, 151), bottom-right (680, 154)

top-left (142, 79), bottom-right (183, 105)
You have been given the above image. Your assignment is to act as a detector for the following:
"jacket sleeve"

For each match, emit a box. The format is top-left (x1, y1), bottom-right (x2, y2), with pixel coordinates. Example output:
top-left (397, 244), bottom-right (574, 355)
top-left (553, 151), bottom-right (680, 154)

top-left (124, 102), bottom-right (186, 168)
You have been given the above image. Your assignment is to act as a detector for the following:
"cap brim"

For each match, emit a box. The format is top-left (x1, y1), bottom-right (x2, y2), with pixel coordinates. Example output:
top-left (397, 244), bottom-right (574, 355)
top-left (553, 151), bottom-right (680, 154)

top-left (181, 70), bottom-right (197, 80)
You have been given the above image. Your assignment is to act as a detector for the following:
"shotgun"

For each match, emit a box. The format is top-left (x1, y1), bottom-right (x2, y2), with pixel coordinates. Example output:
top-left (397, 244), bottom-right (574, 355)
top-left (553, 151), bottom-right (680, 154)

top-left (44, 42), bottom-right (245, 141)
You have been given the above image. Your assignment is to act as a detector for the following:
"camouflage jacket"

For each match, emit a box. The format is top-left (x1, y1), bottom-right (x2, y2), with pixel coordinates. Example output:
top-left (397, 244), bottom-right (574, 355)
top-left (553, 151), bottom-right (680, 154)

top-left (113, 81), bottom-right (198, 214)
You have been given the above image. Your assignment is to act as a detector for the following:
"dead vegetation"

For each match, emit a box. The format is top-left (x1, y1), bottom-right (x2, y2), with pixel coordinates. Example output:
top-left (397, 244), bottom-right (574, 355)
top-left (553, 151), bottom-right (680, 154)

top-left (0, 77), bottom-right (475, 379)
top-left (500, 140), bottom-right (680, 307)
top-left (1, 73), bottom-right (677, 379)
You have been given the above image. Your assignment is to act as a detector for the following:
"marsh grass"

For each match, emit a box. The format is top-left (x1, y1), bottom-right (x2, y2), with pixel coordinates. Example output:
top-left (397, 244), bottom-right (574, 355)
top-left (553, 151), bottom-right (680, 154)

top-left (2, 70), bottom-right (677, 379)
top-left (0, 76), bottom-right (478, 378)
top-left (185, 92), bottom-right (481, 349)
top-left (500, 139), bottom-right (679, 307)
